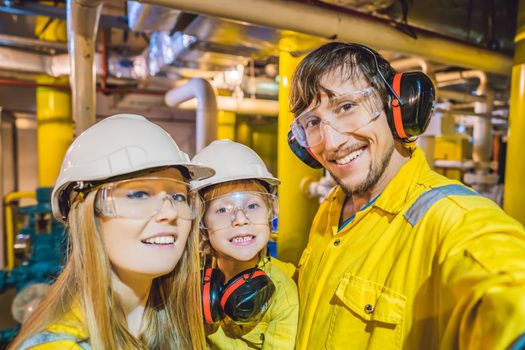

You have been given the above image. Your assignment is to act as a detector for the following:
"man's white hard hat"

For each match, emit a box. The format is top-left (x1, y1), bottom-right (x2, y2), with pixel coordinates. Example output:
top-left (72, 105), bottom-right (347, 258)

top-left (51, 113), bottom-right (214, 223)
top-left (191, 139), bottom-right (279, 191)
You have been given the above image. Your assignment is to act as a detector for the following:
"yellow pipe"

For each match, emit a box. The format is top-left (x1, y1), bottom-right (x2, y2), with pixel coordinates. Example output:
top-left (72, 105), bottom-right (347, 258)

top-left (4, 192), bottom-right (36, 270)
top-left (35, 5), bottom-right (73, 187)
top-left (504, 0), bottom-right (525, 224)
top-left (277, 33), bottom-right (323, 264)
top-left (217, 110), bottom-right (236, 140)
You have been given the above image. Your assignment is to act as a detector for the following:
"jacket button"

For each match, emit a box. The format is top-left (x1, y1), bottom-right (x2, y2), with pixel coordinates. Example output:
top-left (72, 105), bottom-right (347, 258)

top-left (333, 239), bottom-right (341, 246)
top-left (364, 304), bottom-right (375, 314)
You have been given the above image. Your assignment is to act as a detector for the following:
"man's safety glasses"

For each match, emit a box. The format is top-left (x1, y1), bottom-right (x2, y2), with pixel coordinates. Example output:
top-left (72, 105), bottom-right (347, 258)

top-left (202, 191), bottom-right (277, 231)
top-left (95, 177), bottom-right (196, 220)
top-left (290, 87), bottom-right (381, 148)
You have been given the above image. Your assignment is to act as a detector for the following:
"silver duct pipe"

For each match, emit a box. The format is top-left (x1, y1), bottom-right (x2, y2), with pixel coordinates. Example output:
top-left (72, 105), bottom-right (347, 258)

top-left (127, 1), bottom-right (181, 32)
top-left (141, 0), bottom-right (512, 75)
top-left (165, 78), bottom-right (218, 152)
top-left (67, 0), bottom-right (103, 135)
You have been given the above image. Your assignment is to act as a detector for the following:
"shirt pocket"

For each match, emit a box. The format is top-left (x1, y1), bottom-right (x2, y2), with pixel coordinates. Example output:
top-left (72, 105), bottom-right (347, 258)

top-left (326, 273), bottom-right (406, 350)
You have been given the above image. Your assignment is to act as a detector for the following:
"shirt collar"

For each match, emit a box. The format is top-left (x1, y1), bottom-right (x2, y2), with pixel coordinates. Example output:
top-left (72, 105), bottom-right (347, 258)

top-left (373, 147), bottom-right (429, 214)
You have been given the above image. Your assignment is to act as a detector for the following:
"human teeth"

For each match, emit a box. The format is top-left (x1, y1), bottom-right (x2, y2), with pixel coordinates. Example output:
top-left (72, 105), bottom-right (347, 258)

top-left (336, 148), bottom-right (364, 165)
top-left (143, 236), bottom-right (175, 244)
top-left (232, 236), bottom-right (254, 243)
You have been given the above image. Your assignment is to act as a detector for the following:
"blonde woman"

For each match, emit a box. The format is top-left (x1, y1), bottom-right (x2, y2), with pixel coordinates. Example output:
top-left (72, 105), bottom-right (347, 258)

top-left (9, 114), bottom-right (213, 350)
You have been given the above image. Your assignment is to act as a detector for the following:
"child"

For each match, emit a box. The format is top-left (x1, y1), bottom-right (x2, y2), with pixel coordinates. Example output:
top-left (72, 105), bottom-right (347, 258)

top-left (10, 114), bottom-right (213, 349)
top-left (192, 139), bottom-right (298, 350)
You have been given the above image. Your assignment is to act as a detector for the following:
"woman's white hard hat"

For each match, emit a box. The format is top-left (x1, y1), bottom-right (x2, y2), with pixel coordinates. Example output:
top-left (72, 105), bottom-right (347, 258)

top-left (51, 113), bottom-right (215, 223)
top-left (191, 139), bottom-right (279, 191)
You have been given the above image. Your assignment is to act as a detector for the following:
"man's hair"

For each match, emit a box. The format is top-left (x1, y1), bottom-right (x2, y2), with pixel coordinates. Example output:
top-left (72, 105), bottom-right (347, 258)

top-left (290, 42), bottom-right (396, 117)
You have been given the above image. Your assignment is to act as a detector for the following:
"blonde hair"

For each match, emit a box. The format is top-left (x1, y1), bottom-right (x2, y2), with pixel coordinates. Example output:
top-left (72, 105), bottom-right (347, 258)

top-left (10, 190), bottom-right (206, 350)
top-left (202, 179), bottom-right (269, 202)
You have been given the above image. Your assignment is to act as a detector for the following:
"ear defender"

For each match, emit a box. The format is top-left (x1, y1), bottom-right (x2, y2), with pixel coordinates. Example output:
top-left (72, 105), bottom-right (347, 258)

top-left (386, 71), bottom-right (436, 140)
top-left (287, 130), bottom-right (323, 169)
top-left (221, 268), bottom-right (275, 323)
top-left (201, 266), bottom-right (275, 324)
top-left (202, 267), bottom-right (226, 324)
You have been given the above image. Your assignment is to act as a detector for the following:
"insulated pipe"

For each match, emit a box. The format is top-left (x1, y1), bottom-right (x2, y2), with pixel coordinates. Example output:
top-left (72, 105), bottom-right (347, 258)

top-left (436, 70), bottom-right (492, 167)
top-left (391, 57), bottom-right (429, 73)
top-left (67, 0), bottom-right (103, 135)
top-left (35, 10), bottom-right (74, 187)
top-left (165, 78), bottom-right (218, 152)
top-left (504, 0), bottom-right (525, 224)
top-left (277, 35), bottom-right (322, 264)
top-left (140, 0), bottom-right (512, 75)
top-left (436, 70), bottom-right (488, 93)
top-left (177, 96), bottom-right (278, 116)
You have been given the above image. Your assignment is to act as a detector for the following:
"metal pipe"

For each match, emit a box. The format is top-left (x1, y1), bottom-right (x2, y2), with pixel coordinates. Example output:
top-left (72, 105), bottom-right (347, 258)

top-left (0, 33), bottom-right (68, 52)
top-left (437, 90), bottom-right (485, 103)
top-left (140, 0), bottom-right (512, 75)
top-left (67, 0), bottom-right (103, 135)
top-left (165, 78), bottom-right (218, 151)
top-left (178, 96), bottom-right (278, 116)
top-left (436, 70), bottom-right (488, 94)
top-left (390, 57), bottom-right (429, 73)
top-left (4, 191), bottom-right (37, 270)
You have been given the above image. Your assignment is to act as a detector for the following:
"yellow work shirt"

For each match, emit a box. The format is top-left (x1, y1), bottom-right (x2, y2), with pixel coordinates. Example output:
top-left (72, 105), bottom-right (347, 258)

top-left (17, 305), bottom-right (88, 349)
top-left (206, 258), bottom-right (299, 349)
top-left (297, 147), bottom-right (525, 350)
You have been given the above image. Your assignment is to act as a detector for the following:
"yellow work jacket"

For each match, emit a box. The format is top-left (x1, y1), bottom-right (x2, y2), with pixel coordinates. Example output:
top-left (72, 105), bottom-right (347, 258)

top-left (206, 258), bottom-right (299, 349)
top-left (297, 147), bottom-right (525, 350)
top-left (16, 306), bottom-right (89, 349)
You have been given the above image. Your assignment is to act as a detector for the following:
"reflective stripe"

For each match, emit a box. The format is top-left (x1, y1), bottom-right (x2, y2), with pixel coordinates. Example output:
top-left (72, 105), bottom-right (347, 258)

top-left (18, 331), bottom-right (90, 350)
top-left (510, 333), bottom-right (525, 350)
top-left (404, 184), bottom-right (479, 226)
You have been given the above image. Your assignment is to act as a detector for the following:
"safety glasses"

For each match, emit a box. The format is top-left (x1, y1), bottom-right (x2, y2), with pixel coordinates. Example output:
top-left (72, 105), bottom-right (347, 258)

top-left (95, 177), bottom-right (197, 220)
top-left (290, 87), bottom-right (382, 148)
top-left (202, 191), bottom-right (277, 231)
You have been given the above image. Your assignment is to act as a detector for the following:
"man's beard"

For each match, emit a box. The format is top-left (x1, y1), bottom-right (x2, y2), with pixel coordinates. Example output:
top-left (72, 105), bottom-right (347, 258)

top-left (330, 143), bottom-right (394, 196)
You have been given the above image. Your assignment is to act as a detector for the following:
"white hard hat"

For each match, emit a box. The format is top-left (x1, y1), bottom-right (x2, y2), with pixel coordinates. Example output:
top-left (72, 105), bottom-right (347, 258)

top-left (191, 139), bottom-right (280, 191)
top-left (51, 114), bottom-right (214, 222)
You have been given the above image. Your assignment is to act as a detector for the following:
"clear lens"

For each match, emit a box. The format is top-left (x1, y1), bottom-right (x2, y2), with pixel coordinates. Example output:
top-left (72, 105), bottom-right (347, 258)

top-left (291, 87), bottom-right (381, 147)
top-left (96, 177), bottom-right (196, 220)
top-left (202, 191), bottom-right (277, 231)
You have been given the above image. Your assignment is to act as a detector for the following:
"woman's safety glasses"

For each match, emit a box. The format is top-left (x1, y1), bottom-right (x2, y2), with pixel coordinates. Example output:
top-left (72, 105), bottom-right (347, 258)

top-left (290, 87), bottom-right (382, 148)
top-left (95, 177), bottom-right (196, 220)
top-left (202, 191), bottom-right (277, 231)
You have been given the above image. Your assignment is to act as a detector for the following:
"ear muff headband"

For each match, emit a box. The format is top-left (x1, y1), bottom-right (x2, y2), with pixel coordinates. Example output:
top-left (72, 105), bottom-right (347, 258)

top-left (220, 269), bottom-right (267, 309)
top-left (391, 73), bottom-right (408, 139)
top-left (202, 268), bottom-right (214, 324)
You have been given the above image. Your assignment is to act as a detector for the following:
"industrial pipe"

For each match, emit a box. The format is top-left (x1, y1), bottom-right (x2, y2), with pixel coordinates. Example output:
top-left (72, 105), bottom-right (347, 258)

top-left (391, 57), bottom-right (429, 73)
top-left (140, 0), bottom-right (512, 75)
top-left (67, 0), bottom-right (103, 135)
top-left (504, 0), bottom-right (525, 224)
top-left (178, 96), bottom-right (278, 116)
top-left (165, 78), bottom-right (218, 152)
top-left (4, 191), bottom-right (36, 270)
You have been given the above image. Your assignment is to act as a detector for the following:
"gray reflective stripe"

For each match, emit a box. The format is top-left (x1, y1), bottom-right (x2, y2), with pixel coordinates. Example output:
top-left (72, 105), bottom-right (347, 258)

top-left (404, 184), bottom-right (479, 226)
top-left (18, 331), bottom-right (90, 350)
